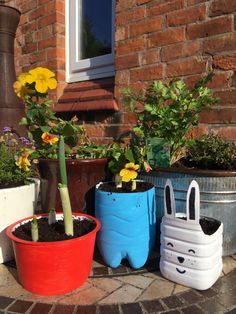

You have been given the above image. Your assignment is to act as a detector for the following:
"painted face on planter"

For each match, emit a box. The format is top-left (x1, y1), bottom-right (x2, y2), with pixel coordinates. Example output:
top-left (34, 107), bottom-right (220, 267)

top-left (160, 180), bottom-right (223, 289)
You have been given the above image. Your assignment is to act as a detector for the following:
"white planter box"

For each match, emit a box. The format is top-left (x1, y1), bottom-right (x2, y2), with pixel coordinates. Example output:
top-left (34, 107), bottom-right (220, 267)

top-left (0, 179), bottom-right (40, 263)
top-left (160, 180), bottom-right (223, 290)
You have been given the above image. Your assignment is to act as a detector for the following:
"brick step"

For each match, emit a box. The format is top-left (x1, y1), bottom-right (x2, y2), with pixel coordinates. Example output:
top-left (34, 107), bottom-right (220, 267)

top-left (65, 77), bottom-right (114, 92)
top-left (54, 99), bottom-right (118, 112)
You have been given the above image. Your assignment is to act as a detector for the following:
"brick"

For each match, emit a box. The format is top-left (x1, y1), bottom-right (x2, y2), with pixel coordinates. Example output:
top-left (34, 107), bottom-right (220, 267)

top-left (207, 71), bottom-right (231, 89)
top-left (29, 6), bottom-right (46, 21)
top-left (116, 0), bottom-right (137, 13)
top-left (148, 28), bottom-right (185, 48)
top-left (137, 0), bottom-right (151, 4)
top-left (166, 58), bottom-right (206, 77)
top-left (22, 43), bottom-right (37, 54)
top-left (116, 54), bottom-right (139, 70)
top-left (200, 109), bottom-right (236, 123)
top-left (47, 48), bottom-right (65, 60)
top-left (187, 0), bottom-right (207, 5)
top-left (123, 112), bottom-right (138, 124)
top-left (116, 7), bottom-right (145, 26)
top-left (147, 0), bottom-right (183, 17)
top-left (53, 304), bottom-right (75, 314)
top-left (38, 37), bottom-right (57, 50)
top-left (213, 54), bottom-right (236, 70)
top-left (182, 305), bottom-right (205, 314)
top-left (163, 295), bottom-right (184, 309)
top-left (8, 300), bottom-right (33, 313)
top-left (115, 27), bottom-right (126, 41)
top-left (142, 299), bottom-right (165, 312)
top-left (104, 126), bottom-right (131, 138)
top-left (0, 296), bottom-right (14, 310)
top-left (121, 303), bottom-right (143, 314)
top-left (140, 49), bottom-right (160, 65)
top-left (187, 16), bottom-right (233, 40)
top-left (99, 304), bottom-right (120, 314)
top-left (211, 127), bottom-right (236, 141)
top-left (116, 37), bottom-right (146, 56)
top-left (161, 41), bottom-right (201, 62)
top-left (204, 34), bottom-right (236, 54)
top-left (85, 125), bottom-right (104, 138)
top-left (38, 13), bottom-right (57, 28)
top-left (30, 51), bottom-right (47, 64)
top-left (213, 90), bottom-right (236, 106)
top-left (167, 4), bottom-right (206, 27)
top-left (30, 303), bottom-right (52, 314)
top-left (210, 0), bottom-right (236, 17)
top-left (130, 64), bottom-right (164, 81)
top-left (130, 17), bottom-right (163, 37)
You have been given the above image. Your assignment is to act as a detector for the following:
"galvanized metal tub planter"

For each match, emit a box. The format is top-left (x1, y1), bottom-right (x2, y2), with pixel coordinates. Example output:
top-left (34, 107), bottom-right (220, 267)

top-left (140, 167), bottom-right (236, 256)
top-left (160, 180), bottom-right (223, 290)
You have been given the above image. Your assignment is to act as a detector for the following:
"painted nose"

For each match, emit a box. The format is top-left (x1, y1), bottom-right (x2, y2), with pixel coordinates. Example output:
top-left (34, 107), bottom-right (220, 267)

top-left (177, 256), bottom-right (184, 263)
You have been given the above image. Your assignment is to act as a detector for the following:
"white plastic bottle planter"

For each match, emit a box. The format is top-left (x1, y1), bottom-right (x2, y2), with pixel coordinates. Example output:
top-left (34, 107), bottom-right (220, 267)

top-left (160, 180), bottom-right (223, 290)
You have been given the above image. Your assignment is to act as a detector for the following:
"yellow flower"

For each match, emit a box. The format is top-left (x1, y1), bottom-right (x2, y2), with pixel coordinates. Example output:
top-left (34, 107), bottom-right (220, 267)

top-left (41, 132), bottom-right (59, 145)
top-left (26, 67), bottom-right (57, 93)
top-left (119, 162), bottom-right (140, 182)
top-left (13, 73), bottom-right (30, 98)
top-left (15, 150), bottom-right (31, 172)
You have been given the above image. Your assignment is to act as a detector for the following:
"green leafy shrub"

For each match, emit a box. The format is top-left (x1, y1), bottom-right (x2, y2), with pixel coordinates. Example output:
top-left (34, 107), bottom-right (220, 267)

top-left (0, 128), bottom-right (34, 188)
top-left (123, 73), bottom-right (218, 165)
top-left (185, 134), bottom-right (236, 170)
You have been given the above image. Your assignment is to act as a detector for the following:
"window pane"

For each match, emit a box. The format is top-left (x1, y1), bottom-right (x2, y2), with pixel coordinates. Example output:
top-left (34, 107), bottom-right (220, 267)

top-left (79, 0), bottom-right (112, 60)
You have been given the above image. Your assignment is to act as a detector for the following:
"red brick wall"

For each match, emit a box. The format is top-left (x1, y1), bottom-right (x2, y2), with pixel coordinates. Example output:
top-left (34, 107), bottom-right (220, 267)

top-left (4, 0), bottom-right (65, 100)
top-left (4, 0), bottom-right (236, 142)
top-left (115, 0), bottom-right (236, 141)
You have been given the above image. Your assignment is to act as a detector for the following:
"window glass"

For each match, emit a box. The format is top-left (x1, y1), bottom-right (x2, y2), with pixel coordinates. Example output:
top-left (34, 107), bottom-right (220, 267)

top-left (79, 0), bottom-right (112, 60)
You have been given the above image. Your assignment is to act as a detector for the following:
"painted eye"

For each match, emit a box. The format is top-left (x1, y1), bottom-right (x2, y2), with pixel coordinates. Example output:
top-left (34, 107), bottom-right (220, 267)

top-left (188, 249), bottom-right (195, 254)
top-left (167, 242), bottom-right (173, 247)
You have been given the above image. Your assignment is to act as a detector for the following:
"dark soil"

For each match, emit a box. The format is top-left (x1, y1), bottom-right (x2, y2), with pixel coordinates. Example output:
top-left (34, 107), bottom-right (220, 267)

top-left (13, 216), bottom-right (96, 242)
top-left (178, 216), bottom-right (221, 235)
top-left (98, 181), bottom-right (154, 193)
top-left (0, 181), bottom-right (26, 189)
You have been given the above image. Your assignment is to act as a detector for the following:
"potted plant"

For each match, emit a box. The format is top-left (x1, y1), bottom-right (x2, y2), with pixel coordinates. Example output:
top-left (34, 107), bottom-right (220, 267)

top-left (160, 179), bottom-right (223, 290)
top-left (13, 67), bottom-right (110, 213)
top-left (6, 136), bottom-right (101, 296)
top-left (123, 75), bottom-right (235, 256)
top-left (95, 142), bottom-right (156, 269)
top-left (0, 127), bottom-right (39, 263)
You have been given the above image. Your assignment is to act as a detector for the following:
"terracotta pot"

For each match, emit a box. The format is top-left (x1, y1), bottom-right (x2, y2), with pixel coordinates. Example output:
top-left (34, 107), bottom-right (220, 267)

top-left (38, 158), bottom-right (110, 214)
top-left (6, 213), bottom-right (101, 296)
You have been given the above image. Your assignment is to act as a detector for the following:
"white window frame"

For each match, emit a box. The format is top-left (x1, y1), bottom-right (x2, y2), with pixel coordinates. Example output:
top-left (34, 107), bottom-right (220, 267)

top-left (66, 0), bottom-right (115, 83)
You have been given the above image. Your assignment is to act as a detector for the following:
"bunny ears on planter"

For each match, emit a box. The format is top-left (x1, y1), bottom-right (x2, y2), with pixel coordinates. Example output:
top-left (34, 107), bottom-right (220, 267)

top-left (160, 179), bottom-right (223, 290)
top-left (164, 179), bottom-right (200, 224)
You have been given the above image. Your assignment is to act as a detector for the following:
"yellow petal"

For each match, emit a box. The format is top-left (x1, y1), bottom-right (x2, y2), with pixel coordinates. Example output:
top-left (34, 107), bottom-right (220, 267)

top-left (47, 77), bottom-right (57, 89)
top-left (35, 80), bottom-right (48, 93)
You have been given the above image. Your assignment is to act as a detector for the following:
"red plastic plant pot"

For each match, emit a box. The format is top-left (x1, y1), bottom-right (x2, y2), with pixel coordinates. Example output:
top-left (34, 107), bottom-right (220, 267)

top-left (6, 213), bottom-right (101, 296)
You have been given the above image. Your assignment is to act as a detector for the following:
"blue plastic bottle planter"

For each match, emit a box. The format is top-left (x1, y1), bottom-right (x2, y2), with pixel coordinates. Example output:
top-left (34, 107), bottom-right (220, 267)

top-left (95, 182), bottom-right (156, 269)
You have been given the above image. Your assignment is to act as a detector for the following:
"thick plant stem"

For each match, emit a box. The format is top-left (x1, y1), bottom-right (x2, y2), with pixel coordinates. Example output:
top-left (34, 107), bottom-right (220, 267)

top-left (59, 185), bottom-right (73, 236)
top-left (58, 136), bottom-right (73, 236)
top-left (59, 136), bottom-right (67, 186)
top-left (48, 208), bottom-right (56, 225)
top-left (115, 174), bottom-right (122, 188)
top-left (31, 215), bottom-right (39, 242)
